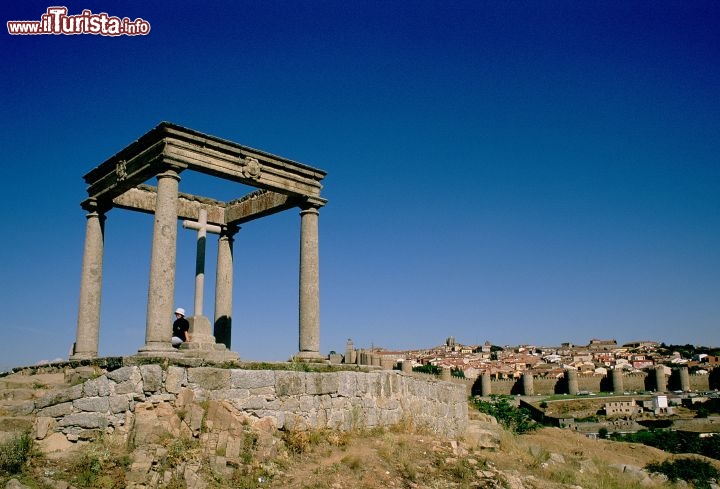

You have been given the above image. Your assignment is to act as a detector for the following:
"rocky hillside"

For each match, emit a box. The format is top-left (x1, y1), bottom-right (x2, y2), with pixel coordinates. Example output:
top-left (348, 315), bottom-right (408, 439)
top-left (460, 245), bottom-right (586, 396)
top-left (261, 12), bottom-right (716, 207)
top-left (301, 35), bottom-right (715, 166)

top-left (1, 364), bottom-right (718, 489)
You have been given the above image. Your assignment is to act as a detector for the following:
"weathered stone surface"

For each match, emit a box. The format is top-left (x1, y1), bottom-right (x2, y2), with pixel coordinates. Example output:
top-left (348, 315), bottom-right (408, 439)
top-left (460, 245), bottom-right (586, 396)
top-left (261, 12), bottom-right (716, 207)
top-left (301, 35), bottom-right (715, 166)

top-left (73, 396), bottom-right (110, 413)
top-left (3, 400), bottom-right (35, 416)
top-left (33, 416), bottom-right (56, 440)
top-left (337, 371), bottom-right (359, 397)
top-left (106, 366), bottom-right (139, 383)
top-left (83, 375), bottom-right (111, 397)
top-left (108, 395), bottom-right (131, 413)
top-left (58, 412), bottom-right (109, 429)
top-left (187, 367), bottom-right (231, 390)
top-left (148, 393), bottom-right (176, 403)
top-left (306, 372), bottom-right (339, 395)
top-left (165, 366), bottom-right (186, 394)
top-left (35, 384), bottom-right (83, 409)
top-left (230, 369), bottom-right (275, 389)
top-left (112, 367), bottom-right (143, 395)
top-left (132, 402), bottom-right (181, 445)
top-left (140, 364), bottom-right (163, 393)
top-left (208, 388), bottom-right (249, 401)
top-left (275, 371), bottom-right (306, 396)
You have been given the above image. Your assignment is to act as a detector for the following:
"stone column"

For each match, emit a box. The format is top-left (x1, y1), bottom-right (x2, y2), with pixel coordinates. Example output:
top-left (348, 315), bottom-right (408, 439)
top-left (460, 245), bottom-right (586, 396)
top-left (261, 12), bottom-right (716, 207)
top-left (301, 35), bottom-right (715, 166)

top-left (679, 366), bottom-right (691, 392)
top-left (612, 368), bottom-right (624, 394)
top-left (214, 225), bottom-right (238, 349)
top-left (138, 169), bottom-right (181, 355)
top-left (401, 360), bottom-right (413, 374)
top-left (71, 200), bottom-right (105, 360)
top-left (481, 373), bottom-right (492, 396)
top-left (566, 369), bottom-right (579, 395)
top-left (522, 372), bottom-right (535, 396)
top-left (297, 206), bottom-right (322, 360)
top-left (655, 365), bottom-right (667, 393)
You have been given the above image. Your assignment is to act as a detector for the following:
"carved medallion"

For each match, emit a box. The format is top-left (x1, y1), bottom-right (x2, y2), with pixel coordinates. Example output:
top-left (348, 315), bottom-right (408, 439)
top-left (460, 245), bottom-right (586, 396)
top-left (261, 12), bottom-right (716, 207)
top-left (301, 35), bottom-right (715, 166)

top-left (116, 160), bottom-right (128, 181)
top-left (240, 156), bottom-right (262, 180)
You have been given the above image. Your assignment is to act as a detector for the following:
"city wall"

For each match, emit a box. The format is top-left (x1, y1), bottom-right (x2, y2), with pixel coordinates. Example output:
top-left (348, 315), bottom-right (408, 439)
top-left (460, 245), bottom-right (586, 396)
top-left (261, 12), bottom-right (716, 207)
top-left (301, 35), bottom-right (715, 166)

top-left (403, 369), bottom-right (715, 397)
top-left (21, 362), bottom-right (468, 452)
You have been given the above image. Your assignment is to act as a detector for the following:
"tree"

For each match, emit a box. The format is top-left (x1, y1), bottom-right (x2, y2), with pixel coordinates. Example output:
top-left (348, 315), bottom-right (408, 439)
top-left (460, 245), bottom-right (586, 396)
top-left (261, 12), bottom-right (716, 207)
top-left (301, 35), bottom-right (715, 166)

top-left (471, 395), bottom-right (538, 434)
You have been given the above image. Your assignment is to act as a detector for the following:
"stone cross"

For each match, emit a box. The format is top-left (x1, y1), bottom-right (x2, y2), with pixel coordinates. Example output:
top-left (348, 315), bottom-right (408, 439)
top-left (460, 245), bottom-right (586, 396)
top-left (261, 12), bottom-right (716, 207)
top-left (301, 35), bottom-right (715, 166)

top-left (182, 208), bottom-right (221, 317)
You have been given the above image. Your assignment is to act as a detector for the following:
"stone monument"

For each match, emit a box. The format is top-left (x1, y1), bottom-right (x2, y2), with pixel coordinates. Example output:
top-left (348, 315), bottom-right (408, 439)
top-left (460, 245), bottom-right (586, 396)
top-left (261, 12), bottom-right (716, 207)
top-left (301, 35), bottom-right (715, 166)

top-left (71, 122), bottom-right (327, 361)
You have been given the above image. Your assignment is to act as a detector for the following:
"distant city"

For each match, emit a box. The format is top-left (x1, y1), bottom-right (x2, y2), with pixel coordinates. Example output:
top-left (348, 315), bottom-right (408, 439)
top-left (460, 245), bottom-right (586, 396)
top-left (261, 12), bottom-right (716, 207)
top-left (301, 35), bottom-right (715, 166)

top-left (340, 338), bottom-right (720, 380)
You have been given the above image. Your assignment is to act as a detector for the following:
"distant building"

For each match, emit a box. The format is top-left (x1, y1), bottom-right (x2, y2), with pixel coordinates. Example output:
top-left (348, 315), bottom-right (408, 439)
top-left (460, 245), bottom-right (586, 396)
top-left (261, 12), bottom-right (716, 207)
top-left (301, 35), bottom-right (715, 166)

top-left (604, 400), bottom-right (639, 417)
top-left (588, 339), bottom-right (618, 351)
top-left (623, 341), bottom-right (659, 349)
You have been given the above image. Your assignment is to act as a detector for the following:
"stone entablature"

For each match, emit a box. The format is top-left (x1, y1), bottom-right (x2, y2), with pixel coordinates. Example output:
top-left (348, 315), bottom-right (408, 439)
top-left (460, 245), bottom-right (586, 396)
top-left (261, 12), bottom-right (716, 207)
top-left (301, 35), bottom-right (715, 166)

top-left (24, 362), bottom-right (468, 451)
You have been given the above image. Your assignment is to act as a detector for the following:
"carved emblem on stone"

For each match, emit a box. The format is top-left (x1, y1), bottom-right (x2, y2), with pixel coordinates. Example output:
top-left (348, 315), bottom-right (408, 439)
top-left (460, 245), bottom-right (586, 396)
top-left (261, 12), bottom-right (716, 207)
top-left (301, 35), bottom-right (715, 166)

top-left (240, 156), bottom-right (262, 180)
top-left (116, 160), bottom-right (128, 181)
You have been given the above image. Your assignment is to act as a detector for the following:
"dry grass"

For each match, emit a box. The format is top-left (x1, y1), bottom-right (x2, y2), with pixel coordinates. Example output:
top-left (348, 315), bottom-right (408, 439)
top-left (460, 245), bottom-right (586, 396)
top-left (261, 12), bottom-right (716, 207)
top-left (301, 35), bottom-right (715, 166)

top-left (2, 415), bottom-right (706, 489)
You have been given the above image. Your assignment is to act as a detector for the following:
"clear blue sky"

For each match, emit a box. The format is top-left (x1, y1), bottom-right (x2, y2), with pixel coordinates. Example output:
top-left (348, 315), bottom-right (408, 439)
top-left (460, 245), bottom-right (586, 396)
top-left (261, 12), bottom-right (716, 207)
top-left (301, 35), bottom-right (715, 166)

top-left (1, 1), bottom-right (718, 370)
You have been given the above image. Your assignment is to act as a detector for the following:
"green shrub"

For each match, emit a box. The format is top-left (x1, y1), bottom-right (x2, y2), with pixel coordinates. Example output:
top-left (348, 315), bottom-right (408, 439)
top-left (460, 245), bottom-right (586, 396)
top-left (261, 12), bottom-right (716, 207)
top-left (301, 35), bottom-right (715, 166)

top-left (645, 458), bottom-right (719, 489)
top-left (0, 432), bottom-right (33, 475)
top-left (471, 395), bottom-right (538, 434)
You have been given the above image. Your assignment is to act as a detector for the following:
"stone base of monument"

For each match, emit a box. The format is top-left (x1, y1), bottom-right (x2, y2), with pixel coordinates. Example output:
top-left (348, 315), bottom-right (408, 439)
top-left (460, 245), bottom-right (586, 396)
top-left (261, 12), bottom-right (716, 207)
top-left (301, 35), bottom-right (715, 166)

top-left (292, 351), bottom-right (326, 363)
top-left (136, 343), bottom-right (184, 357)
top-left (181, 315), bottom-right (240, 362)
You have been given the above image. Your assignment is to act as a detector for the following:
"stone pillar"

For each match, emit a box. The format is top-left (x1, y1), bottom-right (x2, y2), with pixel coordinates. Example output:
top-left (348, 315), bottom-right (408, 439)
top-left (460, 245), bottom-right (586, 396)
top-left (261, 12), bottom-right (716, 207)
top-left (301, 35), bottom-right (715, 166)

top-left (297, 206), bottom-right (321, 360)
top-left (138, 169), bottom-right (181, 355)
top-left (71, 200), bottom-right (105, 360)
top-left (612, 368), bottom-right (624, 394)
top-left (402, 360), bottom-right (413, 373)
top-left (440, 367), bottom-right (452, 381)
top-left (566, 369), bottom-right (579, 395)
top-left (679, 366), bottom-right (690, 392)
top-left (655, 365), bottom-right (667, 393)
top-left (214, 225), bottom-right (238, 349)
top-left (481, 372), bottom-right (492, 396)
top-left (371, 354), bottom-right (381, 367)
top-left (522, 372), bottom-right (535, 396)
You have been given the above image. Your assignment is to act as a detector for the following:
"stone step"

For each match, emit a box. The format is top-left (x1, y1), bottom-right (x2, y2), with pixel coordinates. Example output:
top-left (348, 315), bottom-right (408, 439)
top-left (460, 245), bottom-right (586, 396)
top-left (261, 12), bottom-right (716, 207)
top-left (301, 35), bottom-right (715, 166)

top-left (0, 416), bottom-right (34, 434)
top-left (0, 399), bottom-right (35, 417)
top-left (0, 388), bottom-right (36, 401)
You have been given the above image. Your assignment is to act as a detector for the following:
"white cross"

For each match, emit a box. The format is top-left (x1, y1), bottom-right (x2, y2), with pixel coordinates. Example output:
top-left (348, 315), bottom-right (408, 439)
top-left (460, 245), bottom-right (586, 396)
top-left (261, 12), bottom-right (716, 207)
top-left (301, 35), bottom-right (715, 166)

top-left (182, 209), bottom-right (222, 317)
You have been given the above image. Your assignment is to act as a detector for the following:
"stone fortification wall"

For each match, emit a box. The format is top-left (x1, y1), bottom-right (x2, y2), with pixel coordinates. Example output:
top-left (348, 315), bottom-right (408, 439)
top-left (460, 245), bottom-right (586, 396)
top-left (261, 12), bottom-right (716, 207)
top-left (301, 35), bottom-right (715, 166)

top-left (533, 378), bottom-right (559, 394)
top-left (26, 363), bottom-right (468, 451)
top-left (575, 376), bottom-right (603, 392)
top-left (689, 374), bottom-right (711, 392)
top-left (623, 373), bottom-right (649, 392)
top-left (472, 371), bottom-right (711, 397)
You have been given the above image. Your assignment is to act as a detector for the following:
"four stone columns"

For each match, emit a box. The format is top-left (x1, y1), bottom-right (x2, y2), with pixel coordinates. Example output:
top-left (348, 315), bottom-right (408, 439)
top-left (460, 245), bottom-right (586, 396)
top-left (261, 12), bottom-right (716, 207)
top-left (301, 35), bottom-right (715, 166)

top-left (71, 200), bottom-right (105, 360)
top-left (214, 225), bottom-right (238, 349)
top-left (138, 169), bottom-right (181, 355)
top-left (76, 170), bottom-right (323, 361)
top-left (297, 206), bottom-right (322, 360)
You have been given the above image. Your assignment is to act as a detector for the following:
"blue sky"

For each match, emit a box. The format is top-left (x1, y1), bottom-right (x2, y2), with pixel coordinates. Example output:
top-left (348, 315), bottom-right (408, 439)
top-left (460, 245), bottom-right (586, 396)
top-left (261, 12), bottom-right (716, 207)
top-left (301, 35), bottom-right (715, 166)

top-left (1, 1), bottom-right (718, 370)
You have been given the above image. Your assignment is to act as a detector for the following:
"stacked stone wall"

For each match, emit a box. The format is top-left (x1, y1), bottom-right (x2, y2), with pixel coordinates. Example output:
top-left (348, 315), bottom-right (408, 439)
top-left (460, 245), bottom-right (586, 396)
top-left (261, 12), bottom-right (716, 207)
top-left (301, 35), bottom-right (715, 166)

top-left (24, 364), bottom-right (467, 451)
top-left (576, 376), bottom-right (603, 392)
top-left (623, 373), bottom-right (648, 392)
top-left (689, 374), bottom-right (711, 392)
top-left (533, 378), bottom-right (558, 395)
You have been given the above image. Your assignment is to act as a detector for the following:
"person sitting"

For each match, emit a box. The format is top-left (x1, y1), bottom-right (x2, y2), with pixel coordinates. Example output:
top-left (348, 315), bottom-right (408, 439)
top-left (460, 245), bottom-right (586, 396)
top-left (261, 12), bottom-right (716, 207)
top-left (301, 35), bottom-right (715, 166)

top-left (171, 307), bottom-right (190, 348)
